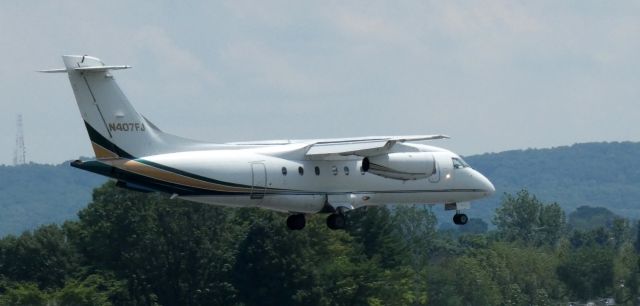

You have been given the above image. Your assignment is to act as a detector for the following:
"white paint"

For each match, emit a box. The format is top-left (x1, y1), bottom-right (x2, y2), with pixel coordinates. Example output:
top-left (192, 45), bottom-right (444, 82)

top-left (50, 55), bottom-right (496, 223)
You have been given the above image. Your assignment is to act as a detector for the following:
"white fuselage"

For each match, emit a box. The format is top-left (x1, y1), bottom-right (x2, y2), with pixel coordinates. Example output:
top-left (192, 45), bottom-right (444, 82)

top-left (124, 143), bottom-right (494, 214)
top-left (48, 55), bottom-right (495, 225)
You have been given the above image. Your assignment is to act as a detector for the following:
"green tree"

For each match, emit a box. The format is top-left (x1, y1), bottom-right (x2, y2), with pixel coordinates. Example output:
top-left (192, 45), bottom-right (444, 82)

top-left (0, 224), bottom-right (79, 289)
top-left (557, 247), bottom-right (615, 300)
top-left (9, 178), bottom-right (639, 306)
top-left (634, 221), bottom-right (640, 254)
top-left (392, 205), bottom-right (437, 268)
top-left (346, 206), bottom-right (407, 268)
top-left (449, 255), bottom-right (502, 305)
top-left (425, 263), bottom-right (463, 306)
top-left (459, 218), bottom-right (489, 235)
top-left (231, 210), bottom-right (317, 306)
top-left (613, 243), bottom-right (638, 304)
top-left (67, 182), bottom-right (241, 305)
top-left (0, 283), bottom-right (48, 306)
top-left (488, 243), bottom-right (565, 304)
top-left (55, 275), bottom-right (114, 306)
top-left (343, 206), bottom-right (427, 305)
top-left (568, 206), bottom-right (617, 231)
top-left (493, 189), bottom-right (565, 246)
top-left (231, 208), bottom-right (424, 306)
top-left (611, 218), bottom-right (631, 249)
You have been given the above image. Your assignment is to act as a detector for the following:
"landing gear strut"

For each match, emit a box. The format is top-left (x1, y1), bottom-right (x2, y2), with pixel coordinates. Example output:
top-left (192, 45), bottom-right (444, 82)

top-left (453, 212), bottom-right (468, 225)
top-left (287, 214), bottom-right (306, 230)
top-left (326, 213), bottom-right (346, 230)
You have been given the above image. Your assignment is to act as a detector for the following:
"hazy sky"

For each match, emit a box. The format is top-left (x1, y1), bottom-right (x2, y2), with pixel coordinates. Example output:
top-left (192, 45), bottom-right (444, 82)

top-left (1, 1), bottom-right (638, 165)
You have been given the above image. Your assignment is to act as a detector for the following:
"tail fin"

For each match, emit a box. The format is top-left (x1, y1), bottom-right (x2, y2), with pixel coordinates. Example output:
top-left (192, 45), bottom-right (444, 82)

top-left (52, 55), bottom-right (212, 159)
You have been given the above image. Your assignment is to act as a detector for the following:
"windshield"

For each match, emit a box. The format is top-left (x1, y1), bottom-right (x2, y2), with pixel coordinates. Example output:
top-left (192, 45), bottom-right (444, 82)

top-left (452, 157), bottom-right (470, 169)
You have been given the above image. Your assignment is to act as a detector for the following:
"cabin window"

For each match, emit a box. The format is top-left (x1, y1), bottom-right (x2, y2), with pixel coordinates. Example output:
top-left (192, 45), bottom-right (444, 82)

top-left (344, 166), bottom-right (350, 175)
top-left (282, 167), bottom-right (287, 175)
top-left (315, 166), bottom-right (320, 176)
top-left (332, 166), bottom-right (338, 175)
top-left (298, 166), bottom-right (304, 175)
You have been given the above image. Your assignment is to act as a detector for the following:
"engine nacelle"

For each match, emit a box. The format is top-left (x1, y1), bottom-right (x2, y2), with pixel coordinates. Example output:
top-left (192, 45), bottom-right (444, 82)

top-left (362, 152), bottom-right (436, 180)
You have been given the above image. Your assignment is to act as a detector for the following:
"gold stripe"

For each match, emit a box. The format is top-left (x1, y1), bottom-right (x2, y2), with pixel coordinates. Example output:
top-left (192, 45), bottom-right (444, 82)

top-left (92, 142), bottom-right (119, 159)
top-left (105, 159), bottom-right (251, 193)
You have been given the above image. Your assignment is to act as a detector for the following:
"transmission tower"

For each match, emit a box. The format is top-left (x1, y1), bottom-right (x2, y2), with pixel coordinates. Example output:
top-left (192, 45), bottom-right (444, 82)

top-left (13, 114), bottom-right (26, 165)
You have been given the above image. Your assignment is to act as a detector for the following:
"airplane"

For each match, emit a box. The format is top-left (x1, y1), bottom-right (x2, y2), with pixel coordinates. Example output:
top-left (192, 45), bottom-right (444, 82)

top-left (41, 55), bottom-right (495, 230)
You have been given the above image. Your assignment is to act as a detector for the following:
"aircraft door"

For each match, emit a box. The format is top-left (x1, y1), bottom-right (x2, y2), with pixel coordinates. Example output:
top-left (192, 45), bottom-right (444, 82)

top-left (250, 163), bottom-right (267, 199)
top-left (428, 153), bottom-right (440, 183)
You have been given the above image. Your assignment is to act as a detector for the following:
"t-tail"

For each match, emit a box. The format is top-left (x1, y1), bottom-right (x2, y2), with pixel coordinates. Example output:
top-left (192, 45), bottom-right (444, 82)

top-left (41, 55), bottom-right (215, 160)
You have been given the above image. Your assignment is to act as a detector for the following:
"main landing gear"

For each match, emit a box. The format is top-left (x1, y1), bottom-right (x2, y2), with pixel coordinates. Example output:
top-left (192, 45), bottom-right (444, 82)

top-left (287, 214), bottom-right (306, 230)
top-left (286, 211), bottom-right (347, 230)
top-left (326, 213), bottom-right (346, 230)
top-left (453, 212), bottom-right (468, 225)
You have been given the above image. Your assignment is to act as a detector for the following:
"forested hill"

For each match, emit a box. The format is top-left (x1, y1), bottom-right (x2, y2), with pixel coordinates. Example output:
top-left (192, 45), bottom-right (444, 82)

top-left (465, 141), bottom-right (640, 222)
top-left (0, 162), bottom-right (105, 236)
top-left (0, 141), bottom-right (638, 236)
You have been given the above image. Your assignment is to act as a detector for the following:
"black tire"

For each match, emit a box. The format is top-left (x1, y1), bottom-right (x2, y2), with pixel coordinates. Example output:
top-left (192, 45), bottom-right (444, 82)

top-left (287, 214), bottom-right (306, 230)
top-left (458, 214), bottom-right (468, 225)
top-left (453, 213), bottom-right (468, 225)
top-left (327, 214), bottom-right (337, 229)
top-left (327, 213), bottom-right (346, 230)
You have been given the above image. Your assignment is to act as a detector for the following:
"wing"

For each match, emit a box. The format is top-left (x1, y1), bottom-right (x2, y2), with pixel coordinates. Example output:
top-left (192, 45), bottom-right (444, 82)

top-left (304, 135), bottom-right (449, 158)
top-left (228, 135), bottom-right (449, 158)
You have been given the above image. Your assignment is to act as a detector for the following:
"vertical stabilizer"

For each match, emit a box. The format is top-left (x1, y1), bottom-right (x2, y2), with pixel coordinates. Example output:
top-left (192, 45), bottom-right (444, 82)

top-left (60, 55), bottom-right (213, 159)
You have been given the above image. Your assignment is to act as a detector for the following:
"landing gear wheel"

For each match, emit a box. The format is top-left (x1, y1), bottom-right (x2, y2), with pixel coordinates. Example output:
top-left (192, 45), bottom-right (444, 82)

top-left (453, 213), bottom-right (468, 225)
top-left (287, 214), bottom-right (306, 230)
top-left (327, 213), bottom-right (346, 230)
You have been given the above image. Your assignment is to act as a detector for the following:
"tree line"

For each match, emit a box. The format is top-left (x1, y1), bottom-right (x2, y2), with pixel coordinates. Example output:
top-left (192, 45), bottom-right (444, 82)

top-left (0, 182), bottom-right (639, 305)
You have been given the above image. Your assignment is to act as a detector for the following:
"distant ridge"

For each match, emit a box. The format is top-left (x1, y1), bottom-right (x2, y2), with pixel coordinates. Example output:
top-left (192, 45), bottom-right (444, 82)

top-left (0, 161), bottom-right (106, 236)
top-left (0, 141), bottom-right (638, 236)
top-left (464, 141), bottom-right (640, 223)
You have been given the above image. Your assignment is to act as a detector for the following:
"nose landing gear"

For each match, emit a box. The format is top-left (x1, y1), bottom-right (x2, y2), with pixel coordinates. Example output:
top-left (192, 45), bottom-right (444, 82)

top-left (453, 212), bottom-right (468, 225)
top-left (446, 203), bottom-right (470, 225)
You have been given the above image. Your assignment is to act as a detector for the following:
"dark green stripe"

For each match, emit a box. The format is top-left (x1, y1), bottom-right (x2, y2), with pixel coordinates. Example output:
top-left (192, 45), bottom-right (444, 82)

top-left (84, 121), bottom-right (134, 159)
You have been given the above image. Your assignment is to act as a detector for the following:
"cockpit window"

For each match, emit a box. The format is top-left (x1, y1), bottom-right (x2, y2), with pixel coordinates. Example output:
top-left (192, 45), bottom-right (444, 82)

top-left (452, 157), bottom-right (470, 169)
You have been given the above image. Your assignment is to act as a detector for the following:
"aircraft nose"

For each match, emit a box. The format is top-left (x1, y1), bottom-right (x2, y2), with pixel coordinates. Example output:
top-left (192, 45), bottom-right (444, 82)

top-left (473, 170), bottom-right (495, 196)
top-left (480, 173), bottom-right (495, 196)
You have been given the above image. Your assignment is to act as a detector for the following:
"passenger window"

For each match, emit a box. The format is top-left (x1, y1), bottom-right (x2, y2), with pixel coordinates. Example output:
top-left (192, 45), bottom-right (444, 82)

top-left (344, 166), bottom-right (350, 175)
top-left (315, 166), bottom-right (320, 176)
top-left (298, 166), bottom-right (304, 175)
top-left (332, 166), bottom-right (338, 175)
top-left (282, 167), bottom-right (287, 175)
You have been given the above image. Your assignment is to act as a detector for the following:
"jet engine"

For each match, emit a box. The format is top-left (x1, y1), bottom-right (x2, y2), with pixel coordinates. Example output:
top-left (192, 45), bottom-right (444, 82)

top-left (362, 152), bottom-right (436, 180)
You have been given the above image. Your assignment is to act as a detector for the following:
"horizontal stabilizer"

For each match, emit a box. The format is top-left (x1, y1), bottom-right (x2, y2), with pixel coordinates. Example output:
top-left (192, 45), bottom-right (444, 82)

top-left (38, 65), bottom-right (131, 73)
top-left (75, 65), bottom-right (131, 72)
